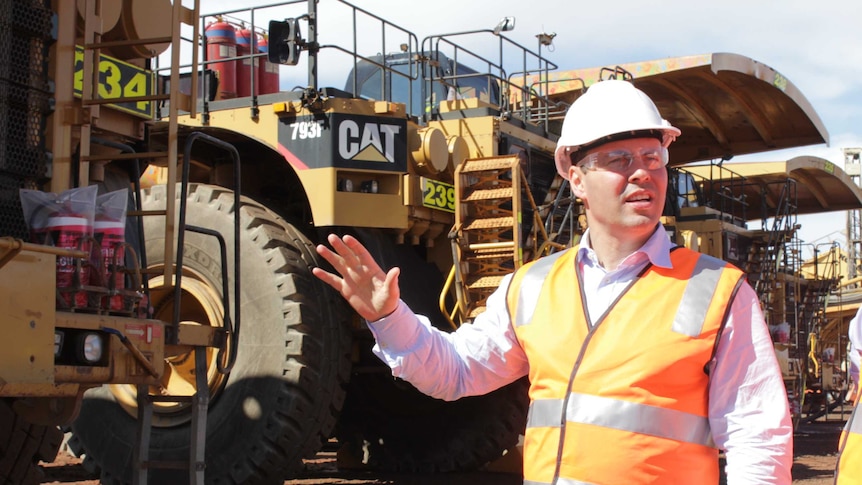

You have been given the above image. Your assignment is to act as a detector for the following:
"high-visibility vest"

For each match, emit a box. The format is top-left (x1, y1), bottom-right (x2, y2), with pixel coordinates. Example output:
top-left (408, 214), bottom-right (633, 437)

top-left (507, 246), bottom-right (744, 484)
top-left (836, 392), bottom-right (861, 484)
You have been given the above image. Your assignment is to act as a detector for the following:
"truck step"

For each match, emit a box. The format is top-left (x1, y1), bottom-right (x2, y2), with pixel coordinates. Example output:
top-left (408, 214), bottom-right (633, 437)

top-left (460, 158), bottom-right (517, 172)
top-left (463, 187), bottom-right (515, 201)
top-left (463, 216), bottom-right (514, 230)
top-left (467, 275), bottom-right (505, 289)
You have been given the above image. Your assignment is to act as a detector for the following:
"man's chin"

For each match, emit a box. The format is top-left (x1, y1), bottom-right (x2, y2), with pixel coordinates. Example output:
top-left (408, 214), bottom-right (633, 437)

top-left (616, 217), bottom-right (659, 236)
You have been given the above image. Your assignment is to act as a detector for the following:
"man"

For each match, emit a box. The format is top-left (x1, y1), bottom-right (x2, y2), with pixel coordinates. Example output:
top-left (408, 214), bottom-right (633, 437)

top-left (313, 79), bottom-right (792, 484)
top-left (836, 306), bottom-right (862, 483)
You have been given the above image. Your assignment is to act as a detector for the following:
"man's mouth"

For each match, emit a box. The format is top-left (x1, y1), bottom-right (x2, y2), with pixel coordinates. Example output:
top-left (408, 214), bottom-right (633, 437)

top-left (626, 193), bottom-right (651, 203)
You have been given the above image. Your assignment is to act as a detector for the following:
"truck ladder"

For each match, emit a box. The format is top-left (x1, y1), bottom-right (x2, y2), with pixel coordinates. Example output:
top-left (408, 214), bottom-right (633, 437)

top-left (799, 279), bottom-right (836, 337)
top-left (447, 155), bottom-right (559, 323)
top-left (799, 244), bottom-right (840, 342)
top-left (75, 2), bottom-right (216, 484)
top-left (798, 274), bottom-right (839, 424)
top-left (77, 0), bottom-right (199, 286)
top-left (543, 178), bottom-right (579, 249)
top-left (744, 237), bottom-right (774, 320)
top-left (130, 130), bottom-right (243, 485)
top-left (745, 179), bottom-right (798, 325)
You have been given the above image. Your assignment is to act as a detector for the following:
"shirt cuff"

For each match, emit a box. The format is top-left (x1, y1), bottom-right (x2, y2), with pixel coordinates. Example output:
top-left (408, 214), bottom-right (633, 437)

top-left (366, 300), bottom-right (424, 353)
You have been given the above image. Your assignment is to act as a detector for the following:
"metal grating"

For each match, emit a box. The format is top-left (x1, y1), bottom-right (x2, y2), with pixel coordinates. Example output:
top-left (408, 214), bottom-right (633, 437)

top-left (0, 80), bottom-right (52, 177)
top-left (0, 0), bottom-right (53, 237)
top-left (0, 1), bottom-right (52, 90)
top-left (0, 173), bottom-right (37, 239)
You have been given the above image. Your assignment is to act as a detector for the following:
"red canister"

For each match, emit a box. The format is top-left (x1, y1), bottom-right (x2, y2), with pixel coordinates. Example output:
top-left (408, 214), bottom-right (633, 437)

top-left (258, 34), bottom-right (280, 95)
top-left (236, 27), bottom-right (259, 97)
top-left (95, 217), bottom-right (126, 311)
top-left (205, 20), bottom-right (238, 100)
top-left (46, 214), bottom-right (91, 308)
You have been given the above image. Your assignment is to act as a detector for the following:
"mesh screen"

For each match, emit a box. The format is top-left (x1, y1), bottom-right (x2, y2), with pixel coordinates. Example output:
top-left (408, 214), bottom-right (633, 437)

top-left (0, 80), bottom-right (52, 177)
top-left (0, 173), bottom-right (37, 239)
top-left (0, 0), bottom-right (52, 237)
top-left (1, 1), bottom-right (52, 90)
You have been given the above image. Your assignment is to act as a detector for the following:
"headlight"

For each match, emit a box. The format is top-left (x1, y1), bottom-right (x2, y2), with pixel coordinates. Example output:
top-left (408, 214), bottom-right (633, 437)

top-left (360, 180), bottom-right (378, 193)
top-left (54, 331), bottom-right (64, 358)
top-left (77, 332), bottom-right (104, 364)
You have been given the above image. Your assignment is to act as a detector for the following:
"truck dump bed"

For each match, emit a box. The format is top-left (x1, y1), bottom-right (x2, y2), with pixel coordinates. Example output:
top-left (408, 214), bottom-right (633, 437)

top-left (540, 52), bottom-right (829, 165)
top-left (683, 156), bottom-right (862, 218)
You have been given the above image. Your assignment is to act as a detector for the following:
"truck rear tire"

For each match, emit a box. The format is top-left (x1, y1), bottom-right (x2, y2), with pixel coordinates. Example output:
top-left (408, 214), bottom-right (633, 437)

top-left (67, 184), bottom-right (351, 484)
top-left (0, 399), bottom-right (63, 485)
top-left (336, 230), bottom-right (529, 473)
top-left (339, 372), bottom-right (529, 472)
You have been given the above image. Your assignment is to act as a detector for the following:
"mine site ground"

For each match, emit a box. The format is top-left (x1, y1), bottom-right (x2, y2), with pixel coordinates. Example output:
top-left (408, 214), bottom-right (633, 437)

top-left (40, 414), bottom-right (849, 485)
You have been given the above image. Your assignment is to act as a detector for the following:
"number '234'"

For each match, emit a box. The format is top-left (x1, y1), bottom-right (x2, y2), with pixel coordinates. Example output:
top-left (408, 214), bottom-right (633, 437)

top-left (73, 48), bottom-right (149, 112)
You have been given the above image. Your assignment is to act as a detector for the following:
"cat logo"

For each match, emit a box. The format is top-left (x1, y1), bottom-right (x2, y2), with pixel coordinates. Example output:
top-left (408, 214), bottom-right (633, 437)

top-left (337, 119), bottom-right (402, 163)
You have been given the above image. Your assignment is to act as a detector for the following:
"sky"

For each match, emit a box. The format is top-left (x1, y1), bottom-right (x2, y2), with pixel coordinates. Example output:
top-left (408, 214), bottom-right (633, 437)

top-left (200, 0), bottom-right (862, 258)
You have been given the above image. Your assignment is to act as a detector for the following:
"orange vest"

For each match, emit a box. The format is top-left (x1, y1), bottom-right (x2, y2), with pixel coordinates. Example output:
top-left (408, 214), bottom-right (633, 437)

top-left (836, 392), bottom-right (861, 484)
top-left (507, 246), bottom-right (745, 484)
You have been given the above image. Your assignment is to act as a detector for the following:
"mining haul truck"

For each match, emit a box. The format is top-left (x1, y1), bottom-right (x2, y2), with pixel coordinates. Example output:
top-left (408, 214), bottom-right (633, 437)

top-left (0, 0), bottom-right (843, 484)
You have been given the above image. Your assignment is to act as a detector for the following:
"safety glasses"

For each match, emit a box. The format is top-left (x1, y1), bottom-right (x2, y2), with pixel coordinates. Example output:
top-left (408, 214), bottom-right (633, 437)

top-left (574, 146), bottom-right (668, 172)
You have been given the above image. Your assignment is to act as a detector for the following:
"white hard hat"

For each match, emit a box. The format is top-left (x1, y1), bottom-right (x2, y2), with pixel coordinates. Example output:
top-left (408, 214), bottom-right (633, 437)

top-left (554, 79), bottom-right (681, 177)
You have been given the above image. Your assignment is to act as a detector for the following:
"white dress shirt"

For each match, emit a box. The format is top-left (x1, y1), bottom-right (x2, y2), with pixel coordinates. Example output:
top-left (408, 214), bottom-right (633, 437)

top-left (368, 226), bottom-right (793, 484)
top-left (849, 307), bottom-right (862, 384)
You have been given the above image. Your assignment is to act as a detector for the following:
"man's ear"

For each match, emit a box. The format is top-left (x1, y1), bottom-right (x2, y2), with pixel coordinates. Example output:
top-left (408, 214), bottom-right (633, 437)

top-left (568, 165), bottom-right (587, 199)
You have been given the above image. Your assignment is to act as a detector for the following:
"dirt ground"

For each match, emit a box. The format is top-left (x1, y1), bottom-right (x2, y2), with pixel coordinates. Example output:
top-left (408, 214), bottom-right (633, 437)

top-left (787, 420), bottom-right (843, 485)
top-left (40, 420), bottom-right (845, 484)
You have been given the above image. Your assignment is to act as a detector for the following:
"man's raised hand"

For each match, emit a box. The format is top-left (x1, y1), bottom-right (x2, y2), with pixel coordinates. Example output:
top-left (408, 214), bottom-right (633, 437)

top-left (313, 234), bottom-right (400, 322)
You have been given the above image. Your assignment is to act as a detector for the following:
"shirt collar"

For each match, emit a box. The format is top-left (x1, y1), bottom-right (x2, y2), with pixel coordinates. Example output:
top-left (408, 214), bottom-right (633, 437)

top-left (577, 224), bottom-right (675, 270)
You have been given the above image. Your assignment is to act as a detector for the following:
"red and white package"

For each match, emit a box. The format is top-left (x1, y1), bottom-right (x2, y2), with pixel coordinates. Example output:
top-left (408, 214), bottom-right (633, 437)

top-left (93, 190), bottom-right (129, 311)
top-left (20, 186), bottom-right (98, 309)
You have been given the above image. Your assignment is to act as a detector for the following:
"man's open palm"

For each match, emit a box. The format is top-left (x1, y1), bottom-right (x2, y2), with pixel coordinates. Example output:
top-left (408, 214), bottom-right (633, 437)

top-left (313, 234), bottom-right (400, 321)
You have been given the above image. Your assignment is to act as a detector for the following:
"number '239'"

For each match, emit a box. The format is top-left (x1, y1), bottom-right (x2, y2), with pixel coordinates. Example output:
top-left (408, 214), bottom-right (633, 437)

top-left (422, 179), bottom-right (455, 213)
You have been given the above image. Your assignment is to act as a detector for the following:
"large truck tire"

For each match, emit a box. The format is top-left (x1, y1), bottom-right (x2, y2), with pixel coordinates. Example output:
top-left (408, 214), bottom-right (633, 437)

top-left (336, 230), bottom-right (529, 472)
top-left (0, 399), bottom-right (63, 485)
top-left (67, 184), bottom-right (351, 484)
top-left (339, 371), bottom-right (529, 472)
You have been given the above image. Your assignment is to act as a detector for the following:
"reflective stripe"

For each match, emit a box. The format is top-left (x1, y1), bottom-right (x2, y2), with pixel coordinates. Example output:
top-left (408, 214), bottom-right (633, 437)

top-left (557, 479), bottom-right (599, 485)
top-left (672, 254), bottom-right (726, 337)
top-left (527, 398), bottom-right (564, 428)
top-left (523, 479), bottom-right (597, 485)
top-left (527, 393), bottom-right (714, 448)
top-left (847, 408), bottom-right (862, 435)
top-left (513, 251), bottom-right (567, 328)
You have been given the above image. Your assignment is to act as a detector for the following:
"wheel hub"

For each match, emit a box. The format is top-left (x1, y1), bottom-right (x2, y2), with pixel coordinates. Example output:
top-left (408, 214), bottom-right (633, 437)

top-left (109, 268), bottom-right (229, 427)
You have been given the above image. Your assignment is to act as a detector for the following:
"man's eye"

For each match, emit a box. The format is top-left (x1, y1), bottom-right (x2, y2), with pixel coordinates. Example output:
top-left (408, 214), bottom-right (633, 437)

top-left (643, 153), bottom-right (662, 164)
top-left (604, 155), bottom-right (629, 168)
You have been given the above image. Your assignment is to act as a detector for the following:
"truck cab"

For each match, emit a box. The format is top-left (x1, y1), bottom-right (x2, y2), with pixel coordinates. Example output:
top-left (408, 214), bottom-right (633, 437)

top-left (345, 51), bottom-right (502, 120)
